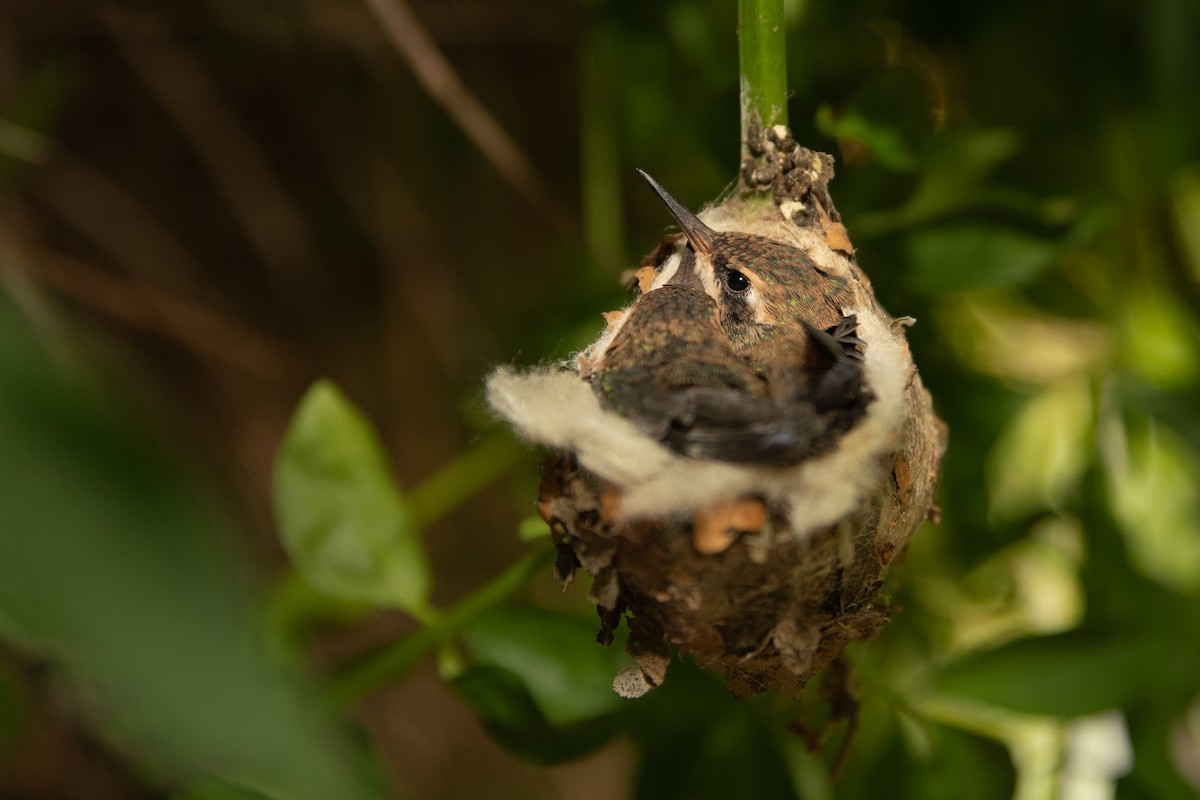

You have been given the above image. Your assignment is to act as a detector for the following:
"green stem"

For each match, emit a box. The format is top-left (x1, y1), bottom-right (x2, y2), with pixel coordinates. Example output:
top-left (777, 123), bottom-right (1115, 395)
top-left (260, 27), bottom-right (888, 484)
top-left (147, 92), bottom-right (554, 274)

top-left (407, 434), bottom-right (522, 530)
top-left (326, 544), bottom-right (556, 705)
top-left (738, 0), bottom-right (789, 149)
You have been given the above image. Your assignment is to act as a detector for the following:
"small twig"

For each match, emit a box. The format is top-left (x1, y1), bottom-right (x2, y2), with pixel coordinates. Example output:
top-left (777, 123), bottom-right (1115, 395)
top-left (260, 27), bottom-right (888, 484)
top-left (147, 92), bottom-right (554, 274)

top-left (1, 117), bottom-right (206, 291)
top-left (362, 0), bottom-right (572, 235)
top-left (364, 151), bottom-right (498, 377)
top-left (0, 117), bottom-right (49, 163)
top-left (0, 239), bottom-right (300, 380)
top-left (327, 544), bottom-right (556, 705)
top-left (96, 5), bottom-right (319, 303)
top-left (408, 434), bottom-right (523, 530)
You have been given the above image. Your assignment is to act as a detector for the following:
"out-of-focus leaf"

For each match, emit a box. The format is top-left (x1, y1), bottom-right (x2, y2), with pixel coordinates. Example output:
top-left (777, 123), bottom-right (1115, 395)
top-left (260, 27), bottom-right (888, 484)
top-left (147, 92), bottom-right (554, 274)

top-left (817, 104), bottom-right (916, 170)
top-left (905, 223), bottom-right (1059, 292)
top-left (264, 570), bottom-right (372, 661)
top-left (853, 127), bottom-right (1023, 235)
top-left (636, 711), bottom-right (797, 800)
top-left (914, 698), bottom-right (1068, 800)
top-left (908, 725), bottom-right (1014, 800)
top-left (452, 664), bottom-right (622, 764)
top-left (1172, 165), bottom-right (1200, 283)
top-left (1119, 289), bottom-right (1200, 389)
top-left (909, 128), bottom-right (1022, 217)
top-left (933, 633), bottom-right (1152, 716)
top-left (0, 664), bottom-right (25, 757)
top-left (938, 516), bottom-right (1085, 655)
top-left (987, 379), bottom-right (1094, 522)
top-left (516, 515), bottom-right (551, 541)
top-left (172, 781), bottom-right (275, 800)
top-left (1102, 418), bottom-right (1200, 592)
top-left (0, 60), bottom-right (73, 183)
top-left (273, 380), bottom-right (431, 616)
top-left (938, 293), bottom-right (1111, 384)
top-left (627, 661), bottom-right (797, 800)
top-left (0, 294), bottom-right (380, 798)
top-left (462, 606), bottom-right (628, 726)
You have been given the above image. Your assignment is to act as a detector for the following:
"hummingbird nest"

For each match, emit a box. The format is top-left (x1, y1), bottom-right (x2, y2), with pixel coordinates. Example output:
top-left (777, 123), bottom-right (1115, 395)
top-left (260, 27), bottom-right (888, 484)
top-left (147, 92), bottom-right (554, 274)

top-left (487, 126), bottom-right (946, 699)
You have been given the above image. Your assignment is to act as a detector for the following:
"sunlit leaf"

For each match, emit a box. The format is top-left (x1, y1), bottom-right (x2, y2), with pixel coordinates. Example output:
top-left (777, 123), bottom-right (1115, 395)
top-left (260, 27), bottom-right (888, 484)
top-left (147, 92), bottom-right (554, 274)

top-left (942, 516), bottom-right (1085, 655)
top-left (1062, 712), bottom-right (1133, 791)
top-left (1119, 289), bottom-right (1200, 389)
top-left (987, 379), bottom-right (1094, 521)
top-left (913, 696), bottom-right (1067, 794)
top-left (938, 293), bottom-right (1111, 384)
top-left (517, 515), bottom-right (552, 541)
top-left (273, 380), bottom-right (431, 615)
top-left (1102, 417), bottom-right (1200, 592)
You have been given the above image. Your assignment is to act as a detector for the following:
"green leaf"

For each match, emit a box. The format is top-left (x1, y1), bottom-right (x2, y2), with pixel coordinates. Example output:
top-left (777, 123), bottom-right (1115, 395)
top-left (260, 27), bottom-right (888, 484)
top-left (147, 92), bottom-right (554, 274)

top-left (913, 727), bottom-right (1016, 800)
top-left (933, 632), bottom-right (1153, 716)
top-left (1103, 419), bottom-right (1200, 592)
top-left (627, 661), bottom-right (797, 800)
top-left (452, 664), bottom-right (623, 764)
top-left (986, 379), bottom-right (1094, 522)
top-left (461, 606), bottom-right (628, 726)
top-left (0, 295), bottom-right (381, 798)
top-left (905, 223), bottom-right (1059, 292)
top-left (816, 104), bottom-right (916, 170)
top-left (273, 380), bottom-right (431, 616)
top-left (516, 515), bottom-right (551, 542)
top-left (1118, 288), bottom-right (1200, 389)
top-left (852, 127), bottom-right (1023, 236)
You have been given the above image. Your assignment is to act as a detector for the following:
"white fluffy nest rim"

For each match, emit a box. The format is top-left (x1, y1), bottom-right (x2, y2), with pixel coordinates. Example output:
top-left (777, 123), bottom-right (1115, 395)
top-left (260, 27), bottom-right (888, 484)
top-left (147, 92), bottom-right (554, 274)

top-left (486, 305), bottom-right (911, 537)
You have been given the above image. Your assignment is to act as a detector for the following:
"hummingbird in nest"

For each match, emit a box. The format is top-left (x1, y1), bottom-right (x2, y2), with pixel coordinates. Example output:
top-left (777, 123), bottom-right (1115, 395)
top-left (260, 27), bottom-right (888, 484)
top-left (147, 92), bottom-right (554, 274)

top-left (586, 171), bottom-right (873, 464)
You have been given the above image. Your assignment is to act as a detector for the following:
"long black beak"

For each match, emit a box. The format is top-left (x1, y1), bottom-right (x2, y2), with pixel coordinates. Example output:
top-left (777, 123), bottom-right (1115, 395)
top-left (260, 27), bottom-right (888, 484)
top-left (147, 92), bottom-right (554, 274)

top-left (637, 169), bottom-right (715, 256)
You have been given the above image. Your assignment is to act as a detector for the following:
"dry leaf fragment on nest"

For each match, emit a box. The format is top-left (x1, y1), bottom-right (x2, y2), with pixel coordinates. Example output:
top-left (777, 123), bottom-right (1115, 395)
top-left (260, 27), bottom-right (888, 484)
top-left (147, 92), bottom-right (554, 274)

top-left (692, 497), bottom-right (766, 555)
top-left (487, 126), bottom-right (945, 698)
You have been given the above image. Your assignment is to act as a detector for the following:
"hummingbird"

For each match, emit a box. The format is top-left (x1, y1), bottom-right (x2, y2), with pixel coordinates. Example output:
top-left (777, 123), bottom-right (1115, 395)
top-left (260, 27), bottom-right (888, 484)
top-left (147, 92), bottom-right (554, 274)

top-left (585, 172), bottom-right (873, 464)
top-left (635, 170), bottom-right (856, 348)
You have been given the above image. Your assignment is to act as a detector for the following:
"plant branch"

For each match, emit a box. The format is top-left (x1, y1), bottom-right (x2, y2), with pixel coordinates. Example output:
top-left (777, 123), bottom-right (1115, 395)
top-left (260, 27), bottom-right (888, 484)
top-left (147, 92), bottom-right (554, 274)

top-left (408, 434), bottom-right (523, 530)
top-left (362, 0), bottom-right (572, 235)
top-left (96, 5), bottom-right (319, 302)
top-left (738, 0), bottom-right (789, 148)
top-left (327, 544), bottom-right (556, 705)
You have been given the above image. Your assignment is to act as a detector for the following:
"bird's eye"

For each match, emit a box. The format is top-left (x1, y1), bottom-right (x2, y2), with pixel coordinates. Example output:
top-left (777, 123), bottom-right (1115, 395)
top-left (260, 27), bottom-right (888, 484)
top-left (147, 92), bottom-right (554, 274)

top-left (725, 270), bottom-right (751, 293)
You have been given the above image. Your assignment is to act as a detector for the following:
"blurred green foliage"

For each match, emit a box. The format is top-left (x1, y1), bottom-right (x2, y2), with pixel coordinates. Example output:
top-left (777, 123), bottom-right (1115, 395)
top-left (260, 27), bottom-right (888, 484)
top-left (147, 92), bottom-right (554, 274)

top-left (0, 296), bottom-right (381, 798)
top-left (3, 0), bottom-right (1200, 798)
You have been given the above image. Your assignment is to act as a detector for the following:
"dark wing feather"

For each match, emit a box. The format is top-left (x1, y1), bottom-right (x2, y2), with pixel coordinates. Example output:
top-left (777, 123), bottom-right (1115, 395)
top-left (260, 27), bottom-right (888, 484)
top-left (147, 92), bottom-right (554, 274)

top-left (659, 387), bottom-right (824, 464)
top-left (595, 313), bottom-right (873, 465)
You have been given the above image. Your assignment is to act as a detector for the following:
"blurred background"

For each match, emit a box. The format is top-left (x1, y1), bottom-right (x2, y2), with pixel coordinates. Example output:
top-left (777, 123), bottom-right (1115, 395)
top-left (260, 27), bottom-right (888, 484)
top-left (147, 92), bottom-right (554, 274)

top-left (1, 0), bottom-right (1199, 798)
